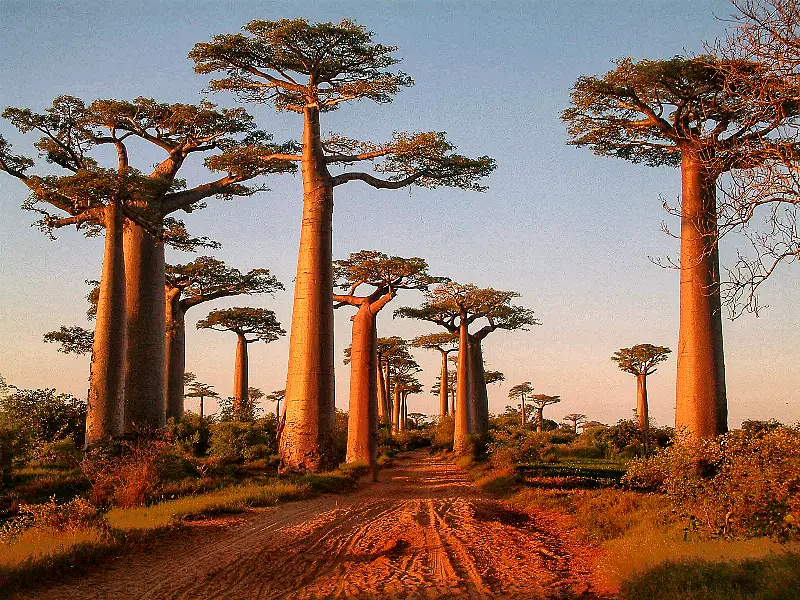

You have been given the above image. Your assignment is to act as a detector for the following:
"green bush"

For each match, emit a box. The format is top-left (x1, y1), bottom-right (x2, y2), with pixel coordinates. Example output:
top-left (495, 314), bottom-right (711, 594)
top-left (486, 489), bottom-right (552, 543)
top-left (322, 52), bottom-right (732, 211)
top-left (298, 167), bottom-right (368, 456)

top-left (35, 438), bottom-right (81, 469)
top-left (0, 388), bottom-right (86, 456)
top-left (0, 419), bottom-right (29, 484)
top-left (624, 425), bottom-right (800, 540)
top-left (209, 420), bottom-right (275, 464)
top-left (167, 414), bottom-right (213, 457)
top-left (432, 415), bottom-right (454, 452)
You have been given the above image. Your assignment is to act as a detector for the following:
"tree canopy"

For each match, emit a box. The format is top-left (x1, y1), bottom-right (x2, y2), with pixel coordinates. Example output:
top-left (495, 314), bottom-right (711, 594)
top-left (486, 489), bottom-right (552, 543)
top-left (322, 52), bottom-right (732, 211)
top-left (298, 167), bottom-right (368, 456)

top-left (196, 307), bottom-right (285, 343)
top-left (612, 344), bottom-right (672, 376)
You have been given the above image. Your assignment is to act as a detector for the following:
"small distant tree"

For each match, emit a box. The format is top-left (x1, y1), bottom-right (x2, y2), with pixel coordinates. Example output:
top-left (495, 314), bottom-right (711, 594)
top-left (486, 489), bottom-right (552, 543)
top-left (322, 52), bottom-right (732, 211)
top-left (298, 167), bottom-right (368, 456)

top-left (412, 332), bottom-right (458, 418)
top-left (431, 371), bottom-right (458, 414)
top-left (531, 394), bottom-right (561, 432)
top-left (396, 282), bottom-right (537, 454)
top-left (165, 257), bottom-right (283, 419)
top-left (191, 18), bottom-right (496, 472)
top-left (611, 344), bottom-right (671, 432)
top-left (508, 382), bottom-right (534, 426)
top-left (184, 379), bottom-right (218, 418)
top-left (563, 413), bottom-right (587, 435)
top-left (196, 308), bottom-right (285, 420)
top-left (266, 389), bottom-right (285, 419)
top-left (333, 250), bottom-right (439, 470)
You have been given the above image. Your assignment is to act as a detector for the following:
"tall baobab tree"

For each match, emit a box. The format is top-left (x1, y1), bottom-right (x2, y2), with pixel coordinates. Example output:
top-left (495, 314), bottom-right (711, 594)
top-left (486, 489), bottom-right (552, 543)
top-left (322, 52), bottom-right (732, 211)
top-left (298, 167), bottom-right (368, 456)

top-left (377, 337), bottom-right (412, 424)
top-left (266, 389), bottom-right (285, 420)
top-left (508, 382), bottom-right (534, 426)
top-left (531, 394), bottom-right (561, 432)
top-left (563, 56), bottom-right (798, 439)
top-left (165, 257), bottom-right (283, 419)
top-left (390, 356), bottom-right (421, 433)
top-left (184, 377), bottom-right (219, 418)
top-left (412, 332), bottom-right (459, 418)
top-left (563, 412), bottom-right (587, 435)
top-left (396, 283), bottom-right (537, 453)
top-left (1, 96), bottom-right (295, 441)
top-left (333, 250), bottom-right (439, 469)
top-left (431, 371), bottom-right (458, 415)
top-left (196, 308), bottom-right (285, 420)
top-left (398, 379), bottom-right (423, 431)
top-left (611, 344), bottom-right (671, 432)
top-left (191, 18), bottom-right (496, 472)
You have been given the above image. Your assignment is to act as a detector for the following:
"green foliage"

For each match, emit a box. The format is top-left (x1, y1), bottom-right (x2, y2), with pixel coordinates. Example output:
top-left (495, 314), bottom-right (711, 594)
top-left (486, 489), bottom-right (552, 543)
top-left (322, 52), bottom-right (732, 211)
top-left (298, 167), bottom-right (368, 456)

top-left (0, 387), bottom-right (86, 456)
top-left (167, 414), bottom-right (213, 457)
top-left (217, 395), bottom-right (262, 423)
top-left (618, 552), bottom-right (800, 600)
top-left (42, 326), bottom-right (93, 355)
top-left (624, 425), bottom-right (800, 540)
top-left (602, 419), bottom-right (673, 457)
top-left (431, 415), bottom-right (455, 452)
top-left (612, 343), bottom-right (671, 376)
top-left (35, 438), bottom-right (81, 469)
top-left (196, 306), bottom-right (285, 342)
top-left (209, 420), bottom-right (276, 464)
top-left (0, 420), bottom-right (30, 484)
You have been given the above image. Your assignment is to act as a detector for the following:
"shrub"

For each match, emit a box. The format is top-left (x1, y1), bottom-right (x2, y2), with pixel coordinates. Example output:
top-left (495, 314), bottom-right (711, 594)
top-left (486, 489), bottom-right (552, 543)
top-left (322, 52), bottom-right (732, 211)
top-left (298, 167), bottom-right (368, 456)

top-left (167, 414), bottom-right (213, 457)
top-left (1, 497), bottom-right (102, 543)
top-left (209, 420), bottom-right (276, 464)
top-left (35, 438), bottom-right (81, 469)
top-left (432, 415), bottom-right (454, 452)
top-left (624, 425), bottom-right (800, 540)
top-left (0, 419), bottom-right (29, 484)
top-left (0, 388), bottom-right (86, 456)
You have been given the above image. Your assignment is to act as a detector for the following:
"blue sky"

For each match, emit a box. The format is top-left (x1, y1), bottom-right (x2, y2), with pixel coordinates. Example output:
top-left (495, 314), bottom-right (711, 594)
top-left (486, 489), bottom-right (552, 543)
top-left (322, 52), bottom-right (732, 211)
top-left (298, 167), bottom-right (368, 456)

top-left (1, 0), bottom-right (797, 427)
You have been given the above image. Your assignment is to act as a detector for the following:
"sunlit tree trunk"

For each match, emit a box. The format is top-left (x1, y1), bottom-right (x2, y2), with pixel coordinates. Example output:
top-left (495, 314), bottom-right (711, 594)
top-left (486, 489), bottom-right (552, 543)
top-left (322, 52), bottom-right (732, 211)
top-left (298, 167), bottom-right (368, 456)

top-left (392, 383), bottom-right (402, 433)
top-left (636, 373), bottom-right (649, 432)
top-left (384, 361), bottom-right (392, 421)
top-left (234, 333), bottom-right (248, 418)
top-left (164, 289), bottom-right (185, 421)
top-left (450, 388), bottom-right (455, 415)
top-left (470, 340), bottom-right (489, 436)
top-left (453, 317), bottom-right (472, 454)
top-left (675, 154), bottom-right (727, 440)
top-left (86, 201), bottom-right (127, 445)
top-left (199, 396), bottom-right (204, 418)
top-left (521, 394), bottom-right (527, 426)
top-left (280, 105), bottom-right (336, 471)
top-left (377, 353), bottom-right (388, 425)
top-left (537, 407), bottom-right (544, 433)
top-left (124, 221), bottom-right (166, 432)
top-left (402, 393), bottom-right (408, 431)
top-left (439, 350), bottom-right (449, 417)
top-left (346, 303), bottom-right (378, 471)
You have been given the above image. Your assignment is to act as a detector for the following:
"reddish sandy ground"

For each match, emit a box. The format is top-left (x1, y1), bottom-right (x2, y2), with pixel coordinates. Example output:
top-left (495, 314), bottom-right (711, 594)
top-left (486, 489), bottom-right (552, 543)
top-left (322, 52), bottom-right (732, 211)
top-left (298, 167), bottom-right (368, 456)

top-left (15, 451), bottom-right (608, 599)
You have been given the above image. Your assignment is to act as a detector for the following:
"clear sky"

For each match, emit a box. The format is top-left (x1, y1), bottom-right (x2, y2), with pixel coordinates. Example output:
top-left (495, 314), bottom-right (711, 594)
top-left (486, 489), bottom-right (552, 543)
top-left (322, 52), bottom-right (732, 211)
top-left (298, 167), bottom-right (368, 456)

top-left (0, 0), bottom-right (797, 428)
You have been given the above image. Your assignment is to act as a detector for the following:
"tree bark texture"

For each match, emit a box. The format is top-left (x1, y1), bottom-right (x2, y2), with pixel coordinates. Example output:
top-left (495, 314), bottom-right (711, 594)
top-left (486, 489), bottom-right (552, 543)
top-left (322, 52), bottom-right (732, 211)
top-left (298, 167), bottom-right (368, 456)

top-left (675, 154), bottom-right (727, 439)
top-left (521, 395), bottom-right (526, 427)
top-left (346, 304), bottom-right (378, 469)
top-left (636, 374), bottom-right (649, 432)
top-left (280, 106), bottom-right (337, 471)
top-left (377, 355), bottom-right (388, 425)
top-left (469, 340), bottom-right (489, 436)
top-left (536, 407), bottom-right (544, 433)
top-left (453, 319), bottom-right (473, 455)
top-left (164, 289), bottom-right (185, 421)
top-left (392, 383), bottom-right (402, 434)
top-left (439, 350), bottom-right (449, 418)
top-left (123, 220), bottom-right (166, 432)
top-left (85, 201), bottom-right (127, 444)
top-left (234, 333), bottom-right (249, 418)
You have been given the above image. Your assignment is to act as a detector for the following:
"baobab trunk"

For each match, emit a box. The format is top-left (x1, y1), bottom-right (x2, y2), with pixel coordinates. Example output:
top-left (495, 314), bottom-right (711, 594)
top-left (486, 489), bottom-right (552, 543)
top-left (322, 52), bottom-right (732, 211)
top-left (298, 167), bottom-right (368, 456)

top-left (675, 154), bottom-right (727, 440)
top-left (164, 290), bottom-right (185, 421)
top-left (392, 383), bottom-right (402, 433)
top-left (85, 201), bottom-right (127, 445)
top-left (280, 105), bottom-right (336, 471)
top-left (636, 373), bottom-right (649, 432)
top-left (346, 304), bottom-right (378, 472)
top-left (124, 220), bottom-right (167, 432)
top-left (234, 333), bottom-right (248, 417)
top-left (537, 407), bottom-right (544, 433)
top-left (470, 341), bottom-right (489, 436)
top-left (439, 351), bottom-right (449, 417)
top-left (199, 396), bottom-right (204, 418)
top-left (384, 361), bottom-right (392, 421)
top-left (450, 389), bottom-right (455, 415)
top-left (521, 394), bottom-right (527, 426)
top-left (377, 355), bottom-right (388, 425)
top-left (402, 394), bottom-right (408, 431)
top-left (453, 319), bottom-right (472, 455)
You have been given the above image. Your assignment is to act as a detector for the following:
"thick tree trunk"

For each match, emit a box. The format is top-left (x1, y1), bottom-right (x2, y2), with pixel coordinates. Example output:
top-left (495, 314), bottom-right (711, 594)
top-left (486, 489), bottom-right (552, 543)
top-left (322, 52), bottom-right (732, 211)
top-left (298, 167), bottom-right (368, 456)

top-left (275, 398), bottom-right (281, 420)
top-left (384, 361), bottom-right (392, 421)
top-left (537, 407), bottom-right (543, 433)
top-left (521, 395), bottom-right (526, 426)
top-left (346, 304), bottom-right (378, 471)
top-left (377, 355), bottom-right (388, 425)
top-left (470, 340), bottom-right (489, 436)
top-left (675, 155), bottom-right (727, 440)
top-left (85, 201), bottom-right (127, 445)
top-left (453, 318), bottom-right (472, 455)
top-left (450, 389), bottom-right (455, 415)
top-left (164, 290), bottom-right (185, 421)
top-left (402, 394), bottom-right (408, 431)
top-left (234, 333), bottom-right (248, 418)
top-left (439, 350), bottom-right (449, 417)
top-left (199, 396), bottom-right (204, 418)
top-left (392, 383), bottom-right (402, 433)
top-left (124, 220), bottom-right (166, 432)
top-left (280, 105), bottom-right (336, 472)
top-left (636, 374), bottom-right (649, 432)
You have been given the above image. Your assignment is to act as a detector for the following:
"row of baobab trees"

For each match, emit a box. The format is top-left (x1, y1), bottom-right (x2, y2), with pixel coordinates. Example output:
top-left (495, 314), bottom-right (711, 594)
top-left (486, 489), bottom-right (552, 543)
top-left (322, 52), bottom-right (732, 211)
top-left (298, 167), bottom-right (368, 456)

top-left (3, 8), bottom-right (795, 472)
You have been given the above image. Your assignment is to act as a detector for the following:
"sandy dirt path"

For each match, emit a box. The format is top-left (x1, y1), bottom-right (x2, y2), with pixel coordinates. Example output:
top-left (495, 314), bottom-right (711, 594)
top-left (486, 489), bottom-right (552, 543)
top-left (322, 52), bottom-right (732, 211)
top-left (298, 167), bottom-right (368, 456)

top-left (15, 451), bottom-right (606, 600)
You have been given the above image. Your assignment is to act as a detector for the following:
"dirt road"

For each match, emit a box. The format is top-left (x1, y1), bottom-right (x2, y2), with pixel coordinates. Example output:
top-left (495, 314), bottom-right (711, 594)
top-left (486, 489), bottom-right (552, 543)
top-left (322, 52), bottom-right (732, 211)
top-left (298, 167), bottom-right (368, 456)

top-left (17, 451), bottom-right (606, 599)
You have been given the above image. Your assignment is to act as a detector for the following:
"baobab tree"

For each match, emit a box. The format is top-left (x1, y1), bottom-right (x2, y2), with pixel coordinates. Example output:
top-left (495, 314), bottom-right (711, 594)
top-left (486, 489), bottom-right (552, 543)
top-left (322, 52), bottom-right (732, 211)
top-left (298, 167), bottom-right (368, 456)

top-left (333, 250), bottom-right (439, 469)
top-left (531, 394), bottom-right (561, 432)
top-left (191, 18), bottom-right (496, 471)
top-left (165, 256), bottom-right (282, 419)
top-left (398, 379), bottom-right (424, 431)
top-left (390, 357), bottom-right (421, 433)
top-left (184, 378), bottom-right (218, 418)
top-left (508, 382), bottom-right (534, 426)
top-left (1, 96), bottom-right (295, 441)
top-left (396, 282), bottom-right (537, 453)
top-left (413, 332), bottom-right (459, 418)
top-left (611, 344), bottom-right (671, 432)
top-left (563, 413), bottom-right (587, 435)
top-left (563, 56), bottom-right (797, 439)
top-left (431, 371), bottom-right (458, 415)
top-left (196, 308), bottom-right (285, 420)
top-left (266, 389), bottom-right (285, 419)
